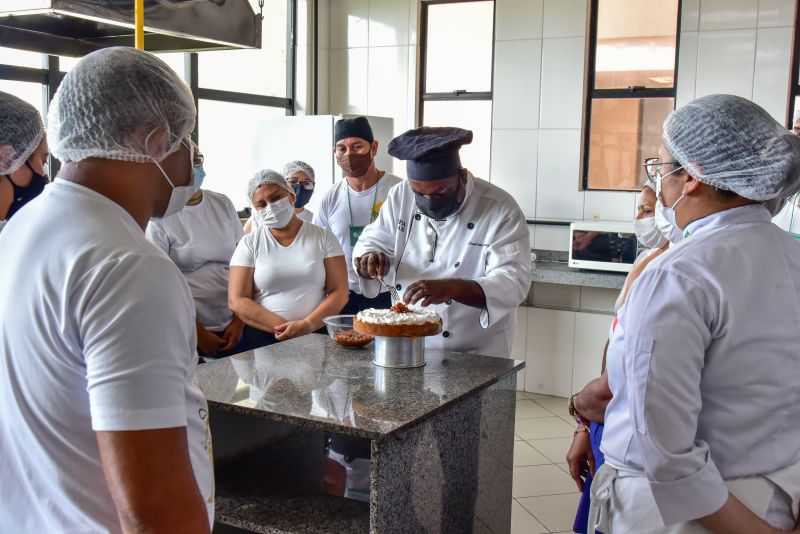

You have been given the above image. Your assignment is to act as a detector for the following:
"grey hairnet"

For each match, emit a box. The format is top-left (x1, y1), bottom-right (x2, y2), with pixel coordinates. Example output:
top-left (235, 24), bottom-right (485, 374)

top-left (643, 178), bottom-right (656, 192)
top-left (47, 47), bottom-right (195, 163)
top-left (663, 94), bottom-right (800, 201)
top-left (0, 91), bottom-right (45, 175)
top-left (282, 160), bottom-right (315, 182)
top-left (248, 169), bottom-right (293, 200)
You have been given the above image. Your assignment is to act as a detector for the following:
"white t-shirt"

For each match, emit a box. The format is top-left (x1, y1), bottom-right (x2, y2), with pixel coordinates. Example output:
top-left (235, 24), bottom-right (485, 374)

top-left (230, 221), bottom-right (344, 321)
top-left (146, 190), bottom-right (244, 331)
top-left (313, 172), bottom-right (402, 291)
top-left (0, 180), bottom-right (214, 532)
top-left (297, 208), bottom-right (314, 222)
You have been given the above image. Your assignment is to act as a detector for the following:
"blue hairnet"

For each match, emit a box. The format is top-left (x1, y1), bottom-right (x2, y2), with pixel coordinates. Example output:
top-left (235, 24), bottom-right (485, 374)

top-left (663, 94), bottom-right (800, 201)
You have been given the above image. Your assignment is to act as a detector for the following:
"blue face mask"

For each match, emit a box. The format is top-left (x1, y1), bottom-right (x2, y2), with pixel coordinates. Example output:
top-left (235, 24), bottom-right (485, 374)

top-left (292, 183), bottom-right (313, 208)
top-left (193, 165), bottom-right (206, 191)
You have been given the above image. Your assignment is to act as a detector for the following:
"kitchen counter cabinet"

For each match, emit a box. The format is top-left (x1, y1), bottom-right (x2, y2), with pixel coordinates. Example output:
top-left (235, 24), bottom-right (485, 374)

top-left (199, 334), bottom-right (524, 533)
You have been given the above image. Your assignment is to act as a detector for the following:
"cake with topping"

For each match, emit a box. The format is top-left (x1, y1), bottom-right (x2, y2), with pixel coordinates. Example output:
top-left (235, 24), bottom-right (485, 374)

top-left (354, 302), bottom-right (442, 338)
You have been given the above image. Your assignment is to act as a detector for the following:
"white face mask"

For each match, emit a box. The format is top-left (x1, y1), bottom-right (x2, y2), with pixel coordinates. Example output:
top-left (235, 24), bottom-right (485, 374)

top-left (151, 140), bottom-right (198, 220)
top-left (257, 196), bottom-right (295, 228)
top-left (654, 167), bottom-right (686, 243)
top-left (634, 216), bottom-right (668, 249)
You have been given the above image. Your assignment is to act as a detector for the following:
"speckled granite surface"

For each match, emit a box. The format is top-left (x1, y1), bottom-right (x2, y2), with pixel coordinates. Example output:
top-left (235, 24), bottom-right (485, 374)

top-left (531, 261), bottom-right (627, 289)
top-left (370, 375), bottom-right (515, 533)
top-left (197, 334), bottom-right (523, 440)
top-left (212, 427), bottom-right (369, 533)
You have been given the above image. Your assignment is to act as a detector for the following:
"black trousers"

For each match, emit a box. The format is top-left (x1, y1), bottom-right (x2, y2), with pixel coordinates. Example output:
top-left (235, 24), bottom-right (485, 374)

top-left (340, 290), bottom-right (392, 316)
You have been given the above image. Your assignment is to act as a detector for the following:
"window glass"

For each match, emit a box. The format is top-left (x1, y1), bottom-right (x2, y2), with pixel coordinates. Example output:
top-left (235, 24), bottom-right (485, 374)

top-left (424, 1), bottom-right (494, 93)
top-left (0, 47), bottom-right (43, 69)
top-left (422, 100), bottom-right (493, 180)
top-left (0, 80), bottom-right (44, 118)
top-left (587, 97), bottom-right (674, 190)
top-left (198, 0), bottom-right (287, 96)
top-left (198, 99), bottom-right (286, 210)
top-left (594, 0), bottom-right (679, 90)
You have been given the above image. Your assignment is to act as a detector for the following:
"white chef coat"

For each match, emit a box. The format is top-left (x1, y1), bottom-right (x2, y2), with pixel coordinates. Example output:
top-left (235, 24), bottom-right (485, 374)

top-left (772, 193), bottom-right (800, 236)
top-left (146, 189), bottom-right (244, 331)
top-left (0, 179), bottom-right (214, 532)
top-left (352, 172), bottom-right (531, 358)
top-left (230, 221), bottom-right (344, 321)
top-left (313, 172), bottom-right (402, 292)
top-left (601, 204), bottom-right (800, 526)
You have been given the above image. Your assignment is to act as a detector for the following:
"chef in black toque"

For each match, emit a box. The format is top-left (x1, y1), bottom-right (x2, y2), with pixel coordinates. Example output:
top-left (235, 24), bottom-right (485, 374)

top-left (352, 126), bottom-right (531, 358)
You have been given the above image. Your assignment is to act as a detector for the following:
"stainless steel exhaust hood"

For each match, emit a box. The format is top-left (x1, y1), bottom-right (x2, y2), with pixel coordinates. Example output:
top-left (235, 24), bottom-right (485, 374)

top-left (0, 0), bottom-right (262, 57)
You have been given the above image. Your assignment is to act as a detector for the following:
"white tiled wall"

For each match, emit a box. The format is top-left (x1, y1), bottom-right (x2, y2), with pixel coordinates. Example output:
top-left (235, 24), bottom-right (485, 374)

top-left (323, 0), bottom-right (797, 248)
top-left (327, 0), bottom-right (418, 148)
top-left (486, 0), bottom-right (795, 251)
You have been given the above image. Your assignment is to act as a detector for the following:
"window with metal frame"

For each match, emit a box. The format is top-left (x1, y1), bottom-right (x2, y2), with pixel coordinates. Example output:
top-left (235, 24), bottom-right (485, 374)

top-left (0, 0), bottom-right (296, 187)
top-left (582, 0), bottom-right (681, 192)
top-left (418, 0), bottom-right (494, 180)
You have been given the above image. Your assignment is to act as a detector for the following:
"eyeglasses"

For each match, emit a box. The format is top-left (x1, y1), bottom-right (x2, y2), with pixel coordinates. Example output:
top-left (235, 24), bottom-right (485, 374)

top-left (183, 138), bottom-right (204, 167)
top-left (643, 157), bottom-right (681, 182)
top-left (286, 177), bottom-right (314, 190)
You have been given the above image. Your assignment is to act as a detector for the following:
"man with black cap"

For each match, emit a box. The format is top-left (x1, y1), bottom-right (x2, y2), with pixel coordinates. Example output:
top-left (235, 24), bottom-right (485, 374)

top-left (353, 126), bottom-right (531, 359)
top-left (313, 116), bottom-right (402, 315)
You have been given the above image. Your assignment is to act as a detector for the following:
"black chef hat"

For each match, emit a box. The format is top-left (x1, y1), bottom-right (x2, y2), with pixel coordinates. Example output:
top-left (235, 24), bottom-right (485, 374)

top-left (388, 127), bottom-right (473, 181)
top-left (335, 116), bottom-right (374, 143)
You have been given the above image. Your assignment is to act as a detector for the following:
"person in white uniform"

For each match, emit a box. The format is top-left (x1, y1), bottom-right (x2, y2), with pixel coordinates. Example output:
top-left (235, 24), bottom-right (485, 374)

top-left (772, 110), bottom-right (800, 239)
top-left (244, 159), bottom-right (316, 232)
top-left (147, 143), bottom-right (246, 358)
top-left (591, 94), bottom-right (800, 534)
top-left (0, 91), bottom-right (50, 227)
top-left (0, 47), bottom-right (213, 532)
top-left (229, 170), bottom-right (348, 349)
top-left (352, 126), bottom-right (531, 359)
top-left (313, 116), bottom-right (402, 315)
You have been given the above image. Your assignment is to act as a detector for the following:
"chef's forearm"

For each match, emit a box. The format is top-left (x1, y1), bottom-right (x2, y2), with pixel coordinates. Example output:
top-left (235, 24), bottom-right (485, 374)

top-left (451, 279), bottom-right (487, 309)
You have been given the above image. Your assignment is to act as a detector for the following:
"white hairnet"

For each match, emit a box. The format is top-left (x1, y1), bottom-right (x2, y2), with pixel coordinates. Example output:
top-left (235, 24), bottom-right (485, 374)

top-left (248, 169), bottom-right (293, 200)
top-left (663, 94), bottom-right (800, 201)
top-left (282, 160), bottom-right (315, 182)
top-left (0, 91), bottom-right (44, 175)
top-left (47, 47), bottom-right (195, 164)
top-left (643, 178), bottom-right (656, 192)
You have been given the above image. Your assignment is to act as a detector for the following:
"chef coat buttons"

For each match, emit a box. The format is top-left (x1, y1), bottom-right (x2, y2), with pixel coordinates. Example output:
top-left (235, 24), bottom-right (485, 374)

top-left (442, 331), bottom-right (450, 338)
top-left (467, 222), bottom-right (474, 230)
top-left (396, 284), bottom-right (402, 291)
top-left (454, 261), bottom-right (460, 268)
top-left (446, 299), bottom-right (452, 305)
top-left (415, 214), bottom-right (421, 221)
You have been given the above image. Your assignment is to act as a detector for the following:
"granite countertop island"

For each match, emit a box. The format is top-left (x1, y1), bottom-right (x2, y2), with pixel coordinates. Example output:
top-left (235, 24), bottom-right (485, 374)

top-left (530, 249), bottom-right (628, 289)
top-left (199, 334), bottom-right (524, 534)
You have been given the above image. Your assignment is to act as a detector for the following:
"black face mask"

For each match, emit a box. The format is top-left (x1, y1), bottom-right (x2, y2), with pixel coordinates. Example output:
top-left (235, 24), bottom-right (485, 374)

top-left (414, 178), bottom-right (463, 220)
top-left (5, 161), bottom-right (48, 220)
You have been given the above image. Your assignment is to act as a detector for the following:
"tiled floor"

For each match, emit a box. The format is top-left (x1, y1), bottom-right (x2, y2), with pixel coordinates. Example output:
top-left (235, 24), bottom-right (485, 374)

top-left (511, 392), bottom-right (580, 534)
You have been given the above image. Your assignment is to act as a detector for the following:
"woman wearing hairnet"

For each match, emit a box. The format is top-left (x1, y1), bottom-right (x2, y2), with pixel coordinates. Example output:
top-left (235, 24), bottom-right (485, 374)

top-left (589, 94), bottom-right (800, 533)
top-left (0, 91), bottom-right (49, 228)
top-left (243, 160), bottom-right (316, 233)
top-left (0, 47), bottom-right (212, 531)
top-left (147, 141), bottom-right (247, 358)
top-left (568, 180), bottom-right (674, 534)
top-left (229, 169), bottom-right (348, 349)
